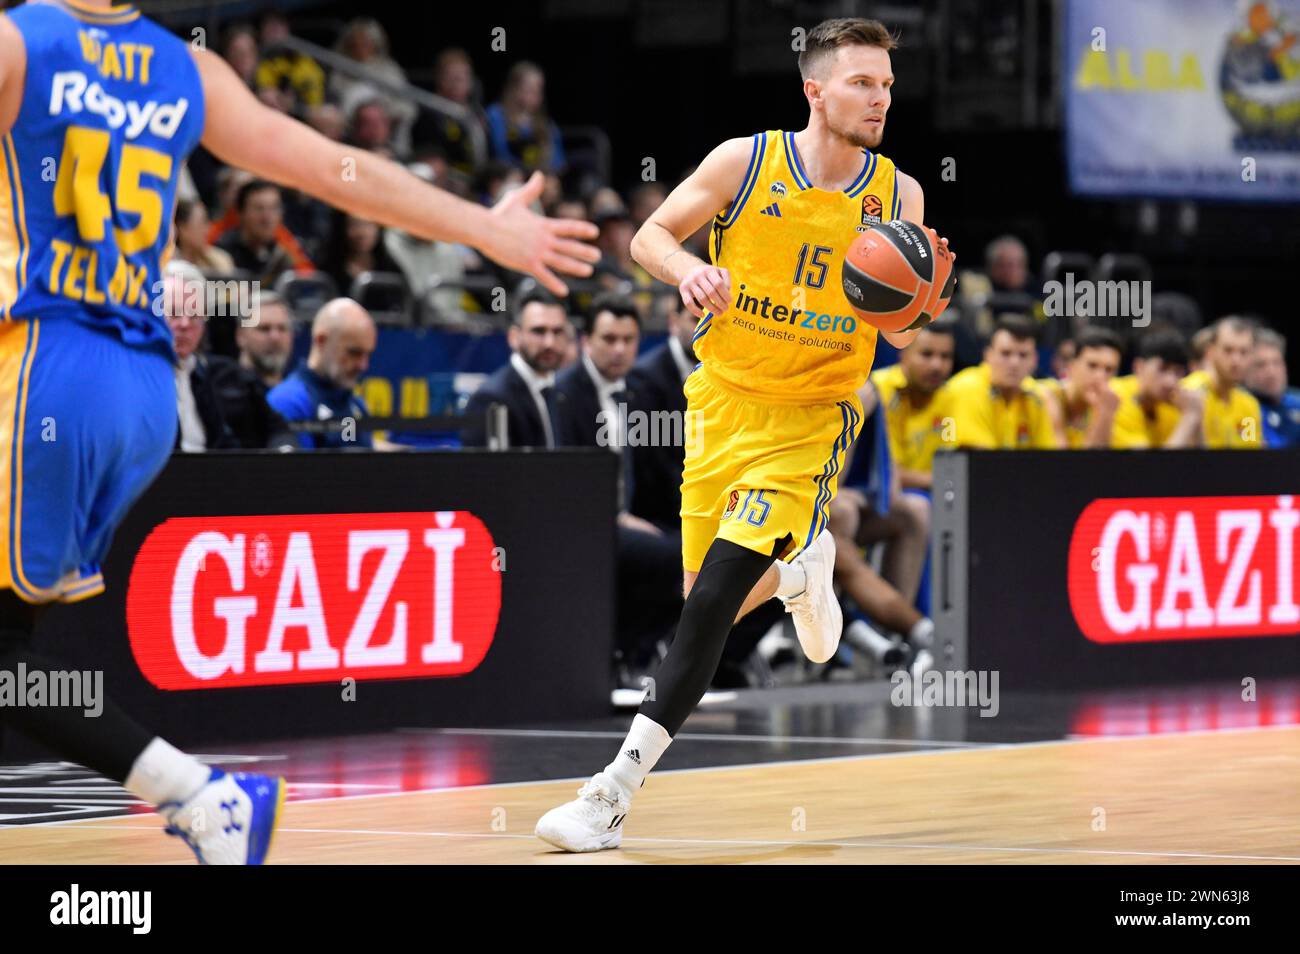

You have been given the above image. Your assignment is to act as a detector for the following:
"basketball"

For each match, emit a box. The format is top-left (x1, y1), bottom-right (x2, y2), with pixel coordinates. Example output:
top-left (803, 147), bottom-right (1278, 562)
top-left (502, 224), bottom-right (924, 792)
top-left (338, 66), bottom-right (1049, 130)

top-left (840, 220), bottom-right (954, 333)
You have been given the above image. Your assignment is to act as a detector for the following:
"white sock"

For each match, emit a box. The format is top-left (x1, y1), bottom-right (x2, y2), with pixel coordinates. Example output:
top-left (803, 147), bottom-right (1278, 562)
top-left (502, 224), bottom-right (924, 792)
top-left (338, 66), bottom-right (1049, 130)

top-left (774, 560), bottom-right (807, 599)
top-left (124, 737), bottom-right (211, 811)
top-left (909, 617), bottom-right (935, 649)
top-left (603, 714), bottom-right (672, 795)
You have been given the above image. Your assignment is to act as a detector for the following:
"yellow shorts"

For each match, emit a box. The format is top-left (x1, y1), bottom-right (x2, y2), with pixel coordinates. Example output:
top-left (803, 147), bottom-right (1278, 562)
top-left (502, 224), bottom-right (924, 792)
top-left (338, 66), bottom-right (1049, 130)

top-left (679, 366), bottom-right (864, 573)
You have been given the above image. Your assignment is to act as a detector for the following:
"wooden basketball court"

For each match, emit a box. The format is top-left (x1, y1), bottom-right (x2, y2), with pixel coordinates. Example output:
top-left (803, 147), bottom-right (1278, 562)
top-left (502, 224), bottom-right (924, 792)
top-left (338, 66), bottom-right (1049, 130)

top-left (4, 725), bottom-right (1296, 864)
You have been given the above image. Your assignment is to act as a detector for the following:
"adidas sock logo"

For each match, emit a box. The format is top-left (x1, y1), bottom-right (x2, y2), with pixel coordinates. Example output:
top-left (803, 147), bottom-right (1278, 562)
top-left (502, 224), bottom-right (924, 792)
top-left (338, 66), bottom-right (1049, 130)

top-left (624, 748), bottom-right (641, 765)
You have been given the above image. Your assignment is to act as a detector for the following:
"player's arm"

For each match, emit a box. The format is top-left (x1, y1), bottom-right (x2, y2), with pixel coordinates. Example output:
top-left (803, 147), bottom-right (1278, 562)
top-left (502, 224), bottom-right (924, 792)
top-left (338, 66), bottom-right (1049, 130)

top-left (1163, 387), bottom-right (1204, 448)
top-left (883, 171), bottom-right (955, 351)
top-left (630, 137), bottom-right (752, 319)
top-left (191, 48), bottom-right (597, 296)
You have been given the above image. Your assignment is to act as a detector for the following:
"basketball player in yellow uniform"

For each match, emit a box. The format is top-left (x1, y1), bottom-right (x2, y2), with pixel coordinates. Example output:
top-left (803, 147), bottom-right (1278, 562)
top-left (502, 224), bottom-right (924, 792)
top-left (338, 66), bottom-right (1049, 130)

top-left (945, 316), bottom-right (1060, 450)
top-left (1110, 328), bottom-right (1205, 448)
top-left (1181, 316), bottom-right (1264, 449)
top-left (537, 17), bottom-right (952, 851)
top-left (1034, 327), bottom-right (1122, 448)
top-left (870, 321), bottom-right (956, 489)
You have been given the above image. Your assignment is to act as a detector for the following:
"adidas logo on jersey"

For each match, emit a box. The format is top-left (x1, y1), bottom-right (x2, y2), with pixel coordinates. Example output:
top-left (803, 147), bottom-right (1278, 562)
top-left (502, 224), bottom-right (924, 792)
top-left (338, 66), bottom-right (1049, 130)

top-left (624, 748), bottom-right (641, 764)
top-left (759, 202), bottom-right (782, 217)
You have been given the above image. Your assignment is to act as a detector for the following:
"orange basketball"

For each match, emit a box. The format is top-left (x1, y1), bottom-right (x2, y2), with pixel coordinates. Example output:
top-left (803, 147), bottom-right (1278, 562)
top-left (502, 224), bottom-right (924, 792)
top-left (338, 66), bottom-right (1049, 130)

top-left (841, 220), bottom-right (949, 333)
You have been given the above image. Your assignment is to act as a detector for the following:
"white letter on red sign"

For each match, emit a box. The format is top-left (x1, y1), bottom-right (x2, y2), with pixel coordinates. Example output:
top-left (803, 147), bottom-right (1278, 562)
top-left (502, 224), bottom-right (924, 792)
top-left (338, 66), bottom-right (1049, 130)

top-left (172, 532), bottom-right (255, 680)
top-left (1098, 511), bottom-right (1158, 634)
top-left (1269, 496), bottom-right (1300, 625)
top-left (257, 531), bottom-right (338, 672)
top-left (343, 529), bottom-right (410, 667)
top-left (422, 512), bottom-right (465, 664)
top-left (1216, 510), bottom-right (1262, 627)
top-left (1155, 512), bottom-right (1214, 630)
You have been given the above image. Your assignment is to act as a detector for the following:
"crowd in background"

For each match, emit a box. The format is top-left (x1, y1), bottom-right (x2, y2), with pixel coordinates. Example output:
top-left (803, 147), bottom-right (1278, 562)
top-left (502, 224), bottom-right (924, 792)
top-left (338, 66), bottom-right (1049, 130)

top-left (162, 10), bottom-right (1299, 691)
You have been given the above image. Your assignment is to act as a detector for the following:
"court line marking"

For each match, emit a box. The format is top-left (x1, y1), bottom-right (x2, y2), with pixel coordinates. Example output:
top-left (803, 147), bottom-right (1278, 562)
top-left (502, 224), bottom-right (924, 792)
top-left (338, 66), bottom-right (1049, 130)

top-left (410, 728), bottom-right (983, 747)
top-left (4, 721), bottom-right (1295, 830)
top-left (17, 825), bottom-right (1298, 863)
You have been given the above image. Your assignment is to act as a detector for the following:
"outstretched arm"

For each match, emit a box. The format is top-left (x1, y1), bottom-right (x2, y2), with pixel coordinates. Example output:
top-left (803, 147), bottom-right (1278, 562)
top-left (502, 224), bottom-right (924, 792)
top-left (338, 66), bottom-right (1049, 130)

top-left (192, 48), bottom-right (597, 295)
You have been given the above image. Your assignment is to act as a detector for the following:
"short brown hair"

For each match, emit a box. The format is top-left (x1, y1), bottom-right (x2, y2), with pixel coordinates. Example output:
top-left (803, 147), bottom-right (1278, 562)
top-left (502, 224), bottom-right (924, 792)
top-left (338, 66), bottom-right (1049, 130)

top-left (798, 18), bottom-right (898, 79)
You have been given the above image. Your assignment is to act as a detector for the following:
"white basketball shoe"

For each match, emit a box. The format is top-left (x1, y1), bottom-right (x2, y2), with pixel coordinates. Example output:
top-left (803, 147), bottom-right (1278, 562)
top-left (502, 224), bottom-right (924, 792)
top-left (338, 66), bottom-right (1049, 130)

top-left (781, 528), bottom-right (843, 663)
top-left (535, 771), bottom-right (631, 852)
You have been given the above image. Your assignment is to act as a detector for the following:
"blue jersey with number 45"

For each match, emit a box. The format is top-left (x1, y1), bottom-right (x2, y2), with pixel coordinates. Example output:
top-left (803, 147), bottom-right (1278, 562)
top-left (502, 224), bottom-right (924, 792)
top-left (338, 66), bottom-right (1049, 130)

top-left (1, 0), bottom-right (204, 357)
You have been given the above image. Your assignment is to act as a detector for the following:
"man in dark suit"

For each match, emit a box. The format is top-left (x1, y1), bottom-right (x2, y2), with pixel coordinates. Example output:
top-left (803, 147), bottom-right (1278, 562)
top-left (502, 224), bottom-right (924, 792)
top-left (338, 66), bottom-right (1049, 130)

top-left (627, 294), bottom-right (697, 530)
top-left (555, 293), bottom-right (683, 685)
top-left (460, 287), bottom-right (569, 448)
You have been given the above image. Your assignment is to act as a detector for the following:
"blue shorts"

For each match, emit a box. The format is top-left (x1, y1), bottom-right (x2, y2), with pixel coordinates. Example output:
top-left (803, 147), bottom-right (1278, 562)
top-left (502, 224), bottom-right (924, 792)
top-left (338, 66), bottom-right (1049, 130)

top-left (0, 318), bottom-right (174, 603)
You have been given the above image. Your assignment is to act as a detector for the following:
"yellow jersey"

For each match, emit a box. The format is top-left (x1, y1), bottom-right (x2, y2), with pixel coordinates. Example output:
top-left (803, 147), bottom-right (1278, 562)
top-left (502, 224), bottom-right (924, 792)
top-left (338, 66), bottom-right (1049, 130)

top-left (696, 130), bottom-right (901, 404)
top-left (870, 363), bottom-right (953, 473)
top-left (1032, 378), bottom-right (1091, 448)
top-left (944, 363), bottom-right (1058, 449)
top-left (1181, 370), bottom-right (1263, 449)
top-left (1110, 375), bottom-right (1180, 449)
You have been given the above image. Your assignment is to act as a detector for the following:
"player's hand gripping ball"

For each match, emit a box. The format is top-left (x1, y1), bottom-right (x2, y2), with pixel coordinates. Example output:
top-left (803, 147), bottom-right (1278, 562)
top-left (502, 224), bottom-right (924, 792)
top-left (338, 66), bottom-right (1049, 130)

top-left (841, 220), bottom-right (954, 333)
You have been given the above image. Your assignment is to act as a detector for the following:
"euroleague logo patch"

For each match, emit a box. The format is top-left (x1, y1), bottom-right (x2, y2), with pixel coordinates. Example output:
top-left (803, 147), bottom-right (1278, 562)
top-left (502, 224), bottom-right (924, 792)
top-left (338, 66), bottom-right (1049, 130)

top-left (722, 490), bottom-right (740, 518)
top-left (861, 193), bottom-right (883, 226)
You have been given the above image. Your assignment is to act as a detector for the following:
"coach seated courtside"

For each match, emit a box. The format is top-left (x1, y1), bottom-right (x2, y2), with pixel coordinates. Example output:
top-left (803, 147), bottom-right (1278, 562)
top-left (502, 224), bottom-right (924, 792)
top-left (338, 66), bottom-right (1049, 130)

top-left (460, 288), bottom-right (569, 448)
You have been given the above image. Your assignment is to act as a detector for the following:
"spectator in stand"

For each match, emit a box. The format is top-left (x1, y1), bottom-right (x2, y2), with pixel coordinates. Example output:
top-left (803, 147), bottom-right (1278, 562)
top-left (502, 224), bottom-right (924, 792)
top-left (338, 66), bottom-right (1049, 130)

top-left (1036, 327), bottom-right (1123, 448)
top-left (207, 292), bottom-right (297, 451)
top-left (1110, 327), bottom-right (1205, 449)
top-left (215, 180), bottom-right (313, 284)
top-left (628, 183), bottom-right (668, 228)
top-left (486, 61), bottom-right (566, 174)
top-left (330, 18), bottom-right (417, 154)
top-left (592, 207), bottom-right (655, 315)
top-left (550, 197), bottom-right (588, 222)
top-left (255, 11), bottom-right (325, 114)
top-left (163, 263), bottom-right (237, 452)
top-left (1182, 316), bottom-right (1263, 449)
top-left (460, 287), bottom-right (568, 448)
top-left (348, 97), bottom-right (395, 153)
top-left (236, 290), bottom-right (295, 390)
top-left (268, 298), bottom-right (377, 450)
top-left (173, 198), bottom-right (235, 276)
top-left (870, 321), bottom-right (957, 491)
top-left (321, 211), bottom-right (401, 296)
top-left (1246, 328), bottom-right (1300, 448)
top-left (384, 163), bottom-right (479, 324)
top-left (222, 23), bottom-right (259, 89)
top-left (945, 315), bottom-right (1060, 449)
top-left (1049, 336), bottom-right (1076, 381)
top-left (411, 48), bottom-right (486, 177)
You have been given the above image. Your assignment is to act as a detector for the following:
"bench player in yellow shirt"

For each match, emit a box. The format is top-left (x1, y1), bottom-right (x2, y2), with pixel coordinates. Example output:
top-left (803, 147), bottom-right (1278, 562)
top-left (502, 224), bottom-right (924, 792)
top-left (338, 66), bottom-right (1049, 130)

top-left (1035, 327), bottom-right (1123, 448)
top-left (945, 316), bottom-right (1060, 449)
top-left (870, 321), bottom-right (956, 489)
top-left (1181, 316), bottom-right (1264, 449)
top-left (1110, 328), bottom-right (1205, 448)
top-left (536, 17), bottom-right (953, 851)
